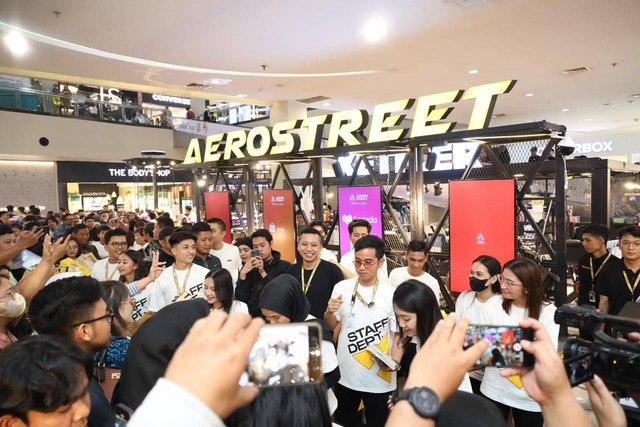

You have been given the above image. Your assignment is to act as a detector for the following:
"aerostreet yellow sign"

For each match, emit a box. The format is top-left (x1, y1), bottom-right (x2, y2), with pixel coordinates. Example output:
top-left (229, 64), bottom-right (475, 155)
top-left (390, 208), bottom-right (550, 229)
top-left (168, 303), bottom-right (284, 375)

top-left (184, 80), bottom-right (516, 165)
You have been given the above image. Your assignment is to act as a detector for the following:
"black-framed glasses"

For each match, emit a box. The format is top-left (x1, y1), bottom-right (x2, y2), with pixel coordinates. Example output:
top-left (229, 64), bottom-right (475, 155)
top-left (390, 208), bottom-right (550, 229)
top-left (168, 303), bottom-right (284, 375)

top-left (70, 309), bottom-right (115, 328)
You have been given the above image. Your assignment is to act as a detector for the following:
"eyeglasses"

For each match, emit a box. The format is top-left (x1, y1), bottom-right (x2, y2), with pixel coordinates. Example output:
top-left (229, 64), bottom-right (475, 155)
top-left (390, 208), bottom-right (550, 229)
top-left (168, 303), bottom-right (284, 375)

top-left (110, 242), bottom-right (128, 248)
top-left (354, 259), bottom-right (379, 269)
top-left (499, 277), bottom-right (523, 287)
top-left (121, 298), bottom-right (136, 308)
top-left (620, 240), bottom-right (640, 248)
top-left (70, 309), bottom-right (115, 328)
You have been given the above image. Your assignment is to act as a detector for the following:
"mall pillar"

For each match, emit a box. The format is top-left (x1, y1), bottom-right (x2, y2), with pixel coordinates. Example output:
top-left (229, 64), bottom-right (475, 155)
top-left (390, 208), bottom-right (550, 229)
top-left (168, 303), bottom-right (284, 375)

top-left (152, 169), bottom-right (158, 210)
top-left (193, 172), bottom-right (202, 222)
top-left (409, 146), bottom-right (426, 241)
top-left (555, 151), bottom-right (568, 338)
top-left (245, 166), bottom-right (256, 234)
top-left (312, 158), bottom-right (324, 220)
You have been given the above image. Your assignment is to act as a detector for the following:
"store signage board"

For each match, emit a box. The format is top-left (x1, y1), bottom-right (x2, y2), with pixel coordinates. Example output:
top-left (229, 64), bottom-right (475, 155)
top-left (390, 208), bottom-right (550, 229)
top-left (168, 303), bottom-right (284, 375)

top-left (57, 162), bottom-right (193, 183)
top-left (262, 189), bottom-right (296, 262)
top-left (449, 179), bottom-right (516, 293)
top-left (142, 93), bottom-right (191, 107)
top-left (337, 186), bottom-right (383, 258)
top-left (203, 192), bottom-right (232, 244)
top-left (183, 80), bottom-right (516, 165)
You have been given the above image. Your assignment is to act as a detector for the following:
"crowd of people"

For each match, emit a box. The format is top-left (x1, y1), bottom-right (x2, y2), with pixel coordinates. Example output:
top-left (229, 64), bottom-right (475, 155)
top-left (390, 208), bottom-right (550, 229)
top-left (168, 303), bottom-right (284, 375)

top-left (0, 204), bottom-right (637, 427)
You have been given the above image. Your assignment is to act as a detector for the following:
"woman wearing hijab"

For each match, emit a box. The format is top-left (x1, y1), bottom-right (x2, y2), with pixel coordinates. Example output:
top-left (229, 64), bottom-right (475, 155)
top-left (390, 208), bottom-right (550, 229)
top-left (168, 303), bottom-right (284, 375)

top-left (259, 274), bottom-right (341, 414)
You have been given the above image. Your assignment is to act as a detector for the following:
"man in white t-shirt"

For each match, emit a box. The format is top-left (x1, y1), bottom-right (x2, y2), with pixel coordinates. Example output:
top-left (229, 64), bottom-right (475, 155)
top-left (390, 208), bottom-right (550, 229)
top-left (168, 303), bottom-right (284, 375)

top-left (91, 228), bottom-right (127, 281)
top-left (184, 206), bottom-right (197, 224)
top-left (146, 231), bottom-right (210, 313)
top-left (338, 219), bottom-right (388, 282)
top-left (325, 235), bottom-right (397, 427)
top-left (207, 218), bottom-right (242, 274)
top-left (388, 240), bottom-right (441, 303)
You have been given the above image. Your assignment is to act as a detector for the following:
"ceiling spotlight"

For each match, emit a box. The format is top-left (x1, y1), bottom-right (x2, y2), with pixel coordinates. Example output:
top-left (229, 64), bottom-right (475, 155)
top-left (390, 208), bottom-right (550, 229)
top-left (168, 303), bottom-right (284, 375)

top-left (4, 31), bottom-right (28, 56)
top-left (362, 16), bottom-right (388, 42)
top-left (631, 94), bottom-right (640, 98)
top-left (561, 108), bottom-right (570, 112)
top-left (425, 152), bottom-right (438, 171)
top-left (525, 93), bottom-right (534, 97)
top-left (322, 102), bottom-right (331, 107)
top-left (468, 69), bottom-right (479, 74)
top-left (585, 118), bottom-right (594, 121)
top-left (197, 180), bottom-right (206, 187)
top-left (236, 94), bottom-right (248, 98)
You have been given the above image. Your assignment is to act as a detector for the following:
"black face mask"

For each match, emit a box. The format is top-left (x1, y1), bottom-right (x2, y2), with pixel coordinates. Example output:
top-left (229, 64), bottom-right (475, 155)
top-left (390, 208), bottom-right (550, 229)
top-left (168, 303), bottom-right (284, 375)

top-left (469, 277), bottom-right (488, 292)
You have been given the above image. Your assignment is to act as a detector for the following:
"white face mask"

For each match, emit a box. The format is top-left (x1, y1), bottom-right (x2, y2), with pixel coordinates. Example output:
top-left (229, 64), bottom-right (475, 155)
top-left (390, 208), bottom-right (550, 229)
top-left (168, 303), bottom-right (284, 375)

top-left (0, 293), bottom-right (26, 318)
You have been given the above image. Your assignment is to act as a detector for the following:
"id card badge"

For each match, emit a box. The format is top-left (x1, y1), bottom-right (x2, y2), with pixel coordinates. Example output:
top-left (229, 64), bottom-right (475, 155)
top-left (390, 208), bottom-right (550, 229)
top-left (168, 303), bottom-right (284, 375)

top-left (346, 311), bottom-right (357, 329)
top-left (589, 291), bottom-right (596, 303)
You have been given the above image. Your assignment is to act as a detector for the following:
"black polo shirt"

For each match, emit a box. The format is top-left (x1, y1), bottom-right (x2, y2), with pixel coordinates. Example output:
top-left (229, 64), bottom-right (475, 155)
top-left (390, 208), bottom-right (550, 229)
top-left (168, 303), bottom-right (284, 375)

top-left (193, 253), bottom-right (222, 271)
top-left (577, 251), bottom-right (620, 306)
top-left (594, 259), bottom-right (640, 315)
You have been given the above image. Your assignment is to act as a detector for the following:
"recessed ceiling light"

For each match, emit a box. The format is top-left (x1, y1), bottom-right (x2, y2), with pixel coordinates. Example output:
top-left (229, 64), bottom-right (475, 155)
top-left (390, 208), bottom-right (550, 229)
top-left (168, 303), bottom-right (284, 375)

top-left (362, 17), bottom-right (388, 42)
top-left (561, 108), bottom-right (570, 112)
top-left (322, 102), bottom-right (331, 107)
top-left (585, 118), bottom-right (594, 121)
top-left (236, 94), bottom-right (248, 98)
top-left (4, 31), bottom-right (28, 56)
top-left (631, 94), bottom-right (640, 98)
top-left (468, 69), bottom-right (479, 74)
top-left (204, 78), bottom-right (232, 85)
top-left (525, 93), bottom-right (534, 97)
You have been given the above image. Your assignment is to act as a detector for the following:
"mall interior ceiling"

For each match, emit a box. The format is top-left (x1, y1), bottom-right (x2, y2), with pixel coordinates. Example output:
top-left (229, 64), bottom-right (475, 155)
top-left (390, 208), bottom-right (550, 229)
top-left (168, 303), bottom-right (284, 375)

top-left (0, 0), bottom-right (639, 139)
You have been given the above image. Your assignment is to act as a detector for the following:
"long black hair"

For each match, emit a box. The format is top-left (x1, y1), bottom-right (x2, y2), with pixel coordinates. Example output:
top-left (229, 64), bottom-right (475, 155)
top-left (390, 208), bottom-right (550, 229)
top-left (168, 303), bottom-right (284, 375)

top-left (472, 255), bottom-right (502, 293)
top-left (99, 280), bottom-right (131, 337)
top-left (393, 279), bottom-right (443, 349)
top-left (205, 268), bottom-right (234, 313)
top-left (119, 250), bottom-right (148, 283)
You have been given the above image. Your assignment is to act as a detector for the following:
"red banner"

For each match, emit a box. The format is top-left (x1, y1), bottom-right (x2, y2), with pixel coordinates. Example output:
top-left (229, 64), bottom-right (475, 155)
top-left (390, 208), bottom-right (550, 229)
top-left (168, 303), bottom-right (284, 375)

top-left (204, 192), bottom-right (232, 244)
top-left (262, 189), bottom-right (296, 263)
top-left (449, 179), bottom-right (516, 293)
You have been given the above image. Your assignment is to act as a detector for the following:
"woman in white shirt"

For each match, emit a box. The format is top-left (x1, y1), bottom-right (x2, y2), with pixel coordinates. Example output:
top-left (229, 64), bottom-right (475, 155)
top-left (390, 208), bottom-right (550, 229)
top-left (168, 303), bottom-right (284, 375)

top-left (479, 258), bottom-right (559, 427)
top-left (203, 268), bottom-right (248, 315)
top-left (455, 254), bottom-right (501, 394)
top-left (392, 279), bottom-right (473, 393)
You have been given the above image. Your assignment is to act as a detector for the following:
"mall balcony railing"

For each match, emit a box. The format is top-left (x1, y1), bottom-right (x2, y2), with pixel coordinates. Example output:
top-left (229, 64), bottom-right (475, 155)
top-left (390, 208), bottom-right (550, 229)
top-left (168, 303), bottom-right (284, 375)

top-left (0, 85), bottom-right (174, 128)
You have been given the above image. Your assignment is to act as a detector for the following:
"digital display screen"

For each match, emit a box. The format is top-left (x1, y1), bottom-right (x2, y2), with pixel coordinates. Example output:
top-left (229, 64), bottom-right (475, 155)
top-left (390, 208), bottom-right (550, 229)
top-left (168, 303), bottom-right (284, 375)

top-left (449, 179), bottom-right (515, 293)
top-left (262, 189), bottom-right (296, 263)
top-left (337, 186), bottom-right (384, 258)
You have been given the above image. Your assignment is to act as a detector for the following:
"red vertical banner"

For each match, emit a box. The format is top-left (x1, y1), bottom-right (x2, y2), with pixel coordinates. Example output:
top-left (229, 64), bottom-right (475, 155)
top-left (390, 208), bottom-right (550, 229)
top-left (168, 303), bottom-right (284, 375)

top-left (204, 192), bottom-right (232, 244)
top-left (262, 189), bottom-right (296, 263)
top-left (449, 179), bottom-right (516, 293)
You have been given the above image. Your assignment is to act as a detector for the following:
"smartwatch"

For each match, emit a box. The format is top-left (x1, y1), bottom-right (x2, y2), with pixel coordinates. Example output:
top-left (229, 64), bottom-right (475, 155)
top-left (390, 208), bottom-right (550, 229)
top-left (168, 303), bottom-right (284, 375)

top-left (391, 386), bottom-right (440, 419)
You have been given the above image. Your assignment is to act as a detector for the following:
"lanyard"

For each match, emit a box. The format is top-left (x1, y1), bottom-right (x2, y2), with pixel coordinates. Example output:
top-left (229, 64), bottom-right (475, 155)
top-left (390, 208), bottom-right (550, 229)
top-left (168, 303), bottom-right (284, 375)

top-left (350, 278), bottom-right (378, 309)
top-left (589, 253), bottom-right (612, 281)
top-left (173, 265), bottom-right (193, 296)
top-left (105, 262), bottom-right (117, 280)
top-left (301, 261), bottom-right (320, 294)
top-left (622, 270), bottom-right (640, 296)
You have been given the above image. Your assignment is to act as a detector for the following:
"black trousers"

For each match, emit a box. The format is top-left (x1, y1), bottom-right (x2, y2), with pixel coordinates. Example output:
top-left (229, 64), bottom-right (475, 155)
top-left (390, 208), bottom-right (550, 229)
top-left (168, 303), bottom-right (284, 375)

top-left (470, 377), bottom-right (483, 395)
top-left (485, 395), bottom-right (543, 427)
top-left (334, 383), bottom-right (391, 427)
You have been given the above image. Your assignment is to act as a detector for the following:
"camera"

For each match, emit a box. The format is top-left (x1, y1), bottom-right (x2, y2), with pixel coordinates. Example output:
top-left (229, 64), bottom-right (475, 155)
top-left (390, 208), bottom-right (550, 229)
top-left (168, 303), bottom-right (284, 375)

top-left (555, 304), bottom-right (640, 391)
top-left (555, 135), bottom-right (576, 156)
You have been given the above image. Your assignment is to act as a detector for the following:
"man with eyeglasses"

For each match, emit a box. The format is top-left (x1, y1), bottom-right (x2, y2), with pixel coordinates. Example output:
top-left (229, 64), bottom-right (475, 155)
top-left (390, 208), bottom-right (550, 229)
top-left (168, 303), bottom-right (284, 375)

top-left (595, 225), bottom-right (640, 315)
top-left (91, 228), bottom-right (128, 281)
top-left (325, 235), bottom-right (397, 427)
top-left (29, 276), bottom-right (115, 427)
top-left (338, 219), bottom-right (388, 282)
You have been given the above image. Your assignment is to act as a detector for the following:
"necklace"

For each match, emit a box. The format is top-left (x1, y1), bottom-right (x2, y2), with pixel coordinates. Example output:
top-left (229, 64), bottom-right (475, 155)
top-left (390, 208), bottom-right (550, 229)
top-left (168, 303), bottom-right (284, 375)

top-left (350, 278), bottom-right (379, 309)
top-left (105, 261), bottom-right (118, 280)
top-left (173, 265), bottom-right (193, 296)
top-left (301, 261), bottom-right (321, 294)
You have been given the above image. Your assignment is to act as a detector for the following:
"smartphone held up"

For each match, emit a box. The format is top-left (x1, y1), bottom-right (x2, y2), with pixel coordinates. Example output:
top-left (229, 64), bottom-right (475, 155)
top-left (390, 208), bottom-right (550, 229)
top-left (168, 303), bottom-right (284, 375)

top-left (240, 323), bottom-right (323, 388)
top-left (464, 324), bottom-right (535, 368)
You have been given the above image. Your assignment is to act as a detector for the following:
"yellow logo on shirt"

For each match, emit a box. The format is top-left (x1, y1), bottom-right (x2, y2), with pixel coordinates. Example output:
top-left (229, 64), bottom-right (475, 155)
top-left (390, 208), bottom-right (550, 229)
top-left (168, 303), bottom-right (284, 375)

top-left (353, 332), bottom-right (393, 383)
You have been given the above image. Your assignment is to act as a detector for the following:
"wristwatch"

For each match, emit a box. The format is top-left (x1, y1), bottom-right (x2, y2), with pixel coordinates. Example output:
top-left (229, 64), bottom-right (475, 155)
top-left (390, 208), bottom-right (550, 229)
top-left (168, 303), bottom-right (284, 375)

top-left (391, 386), bottom-right (440, 419)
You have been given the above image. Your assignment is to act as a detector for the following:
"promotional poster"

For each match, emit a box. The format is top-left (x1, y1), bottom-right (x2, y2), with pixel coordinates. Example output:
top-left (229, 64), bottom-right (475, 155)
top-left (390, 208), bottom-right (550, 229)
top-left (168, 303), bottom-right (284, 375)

top-left (262, 189), bottom-right (296, 262)
top-left (338, 186), bottom-right (383, 258)
top-left (203, 192), bottom-right (232, 243)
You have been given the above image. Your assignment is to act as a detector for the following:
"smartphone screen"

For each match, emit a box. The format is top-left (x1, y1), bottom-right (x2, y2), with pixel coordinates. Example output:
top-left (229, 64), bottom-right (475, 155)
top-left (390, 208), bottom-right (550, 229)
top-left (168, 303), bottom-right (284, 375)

top-left (564, 353), bottom-right (594, 387)
top-left (240, 322), bottom-right (322, 387)
top-left (251, 249), bottom-right (261, 258)
top-left (464, 324), bottom-right (535, 368)
top-left (114, 404), bottom-right (133, 427)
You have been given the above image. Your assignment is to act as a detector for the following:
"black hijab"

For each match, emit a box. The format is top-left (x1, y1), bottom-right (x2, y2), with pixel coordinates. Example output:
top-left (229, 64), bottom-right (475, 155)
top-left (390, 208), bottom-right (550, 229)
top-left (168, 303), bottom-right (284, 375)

top-left (112, 299), bottom-right (211, 410)
top-left (259, 274), bottom-right (310, 322)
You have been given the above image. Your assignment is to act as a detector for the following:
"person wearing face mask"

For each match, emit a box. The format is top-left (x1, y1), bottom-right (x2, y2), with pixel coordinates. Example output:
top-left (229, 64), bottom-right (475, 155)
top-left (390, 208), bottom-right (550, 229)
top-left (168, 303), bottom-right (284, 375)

top-left (454, 255), bottom-right (501, 394)
top-left (0, 269), bottom-right (27, 349)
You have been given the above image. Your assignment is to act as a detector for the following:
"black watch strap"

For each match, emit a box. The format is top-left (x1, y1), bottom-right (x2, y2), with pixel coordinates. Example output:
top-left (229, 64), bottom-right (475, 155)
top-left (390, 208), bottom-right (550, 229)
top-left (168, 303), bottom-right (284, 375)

top-left (391, 386), bottom-right (440, 419)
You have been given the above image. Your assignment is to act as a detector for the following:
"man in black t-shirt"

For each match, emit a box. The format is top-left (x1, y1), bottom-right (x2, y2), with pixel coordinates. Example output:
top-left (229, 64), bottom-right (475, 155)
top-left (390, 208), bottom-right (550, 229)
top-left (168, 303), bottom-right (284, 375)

top-left (595, 225), bottom-right (640, 315)
top-left (577, 224), bottom-right (619, 306)
top-left (287, 228), bottom-right (344, 319)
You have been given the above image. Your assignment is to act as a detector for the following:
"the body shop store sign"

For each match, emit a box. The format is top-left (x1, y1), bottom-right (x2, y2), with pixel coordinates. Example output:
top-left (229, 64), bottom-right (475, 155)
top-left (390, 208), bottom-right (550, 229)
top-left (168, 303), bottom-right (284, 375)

top-left (338, 186), bottom-right (383, 258)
